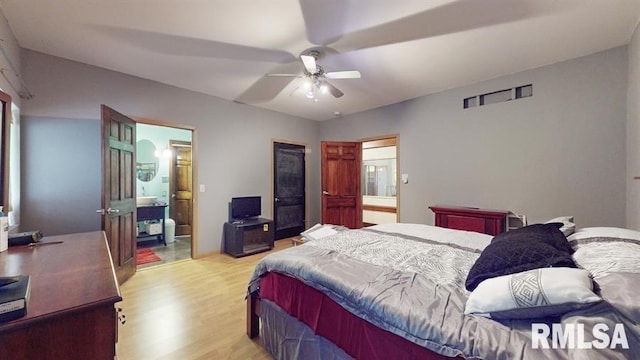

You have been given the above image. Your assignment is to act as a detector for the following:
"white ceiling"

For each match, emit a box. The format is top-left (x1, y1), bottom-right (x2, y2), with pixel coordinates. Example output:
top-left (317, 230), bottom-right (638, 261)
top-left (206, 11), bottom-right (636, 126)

top-left (0, 0), bottom-right (639, 121)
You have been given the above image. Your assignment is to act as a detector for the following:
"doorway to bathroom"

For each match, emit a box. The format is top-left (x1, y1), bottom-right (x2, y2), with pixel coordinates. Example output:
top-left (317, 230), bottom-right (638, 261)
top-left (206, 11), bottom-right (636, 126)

top-left (135, 122), bottom-right (194, 268)
top-left (361, 135), bottom-right (399, 226)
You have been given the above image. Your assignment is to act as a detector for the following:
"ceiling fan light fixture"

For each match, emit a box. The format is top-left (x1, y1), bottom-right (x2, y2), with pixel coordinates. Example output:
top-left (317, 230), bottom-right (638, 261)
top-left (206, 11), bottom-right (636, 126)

top-left (305, 90), bottom-right (315, 99)
top-left (302, 77), bottom-right (327, 100)
top-left (303, 77), bottom-right (313, 91)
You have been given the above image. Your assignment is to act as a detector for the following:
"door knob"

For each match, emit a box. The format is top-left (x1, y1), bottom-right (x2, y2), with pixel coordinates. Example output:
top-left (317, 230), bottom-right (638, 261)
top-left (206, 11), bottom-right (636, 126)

top-left (95, 208), bottom-right (120, 216)
top-left (274, 197), bottom-right (280, 202)
top-left (96, 208), bottom-right (119, 215)
top-left (322, 191), bottom-right (329, 195)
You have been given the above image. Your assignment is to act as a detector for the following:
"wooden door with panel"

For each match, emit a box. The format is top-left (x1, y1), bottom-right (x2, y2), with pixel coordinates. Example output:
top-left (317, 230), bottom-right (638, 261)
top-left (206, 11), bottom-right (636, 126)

top-left (170, 140), bottom-right (193, 236)
top-left (100, 105), bottom-right (137, 284)
top-left (273, 141), bottom-right (306, 239)
top-left (321, 141), bottom-right (362, 229)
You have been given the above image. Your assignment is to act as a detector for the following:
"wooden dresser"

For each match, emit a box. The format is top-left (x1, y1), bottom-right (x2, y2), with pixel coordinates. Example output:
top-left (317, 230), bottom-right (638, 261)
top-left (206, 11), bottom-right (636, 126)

top-left (429, 204), bottom-right (509, 236)
top-left (0, 231), bottom-right (122, 360)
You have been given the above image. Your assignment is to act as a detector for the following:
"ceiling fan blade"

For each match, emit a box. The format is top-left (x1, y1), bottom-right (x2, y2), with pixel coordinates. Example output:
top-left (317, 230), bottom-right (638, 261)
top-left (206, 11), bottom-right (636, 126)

top-left (288, 86), bottom-right (303, 97)
top-left (323, 81), bottom-right (344, 98)
top-left (329, 0), bottom-right (564, 52)
top-left (266, 73), bottom-right (299, 77)
top-left (235, 75), bottom-right (296, 103)
top-left (325, 70), bottom-right (361, 79)
top-left (91, 24), bottom-right (295, 63)
top-left (300, 54), bottom-right (317, 74)
top-left (299, 0), bottom-right (348, 45)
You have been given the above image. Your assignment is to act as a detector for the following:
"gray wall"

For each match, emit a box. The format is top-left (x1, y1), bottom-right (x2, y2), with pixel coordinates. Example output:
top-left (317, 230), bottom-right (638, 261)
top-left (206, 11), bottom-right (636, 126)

top-left (627, 22), bottom-right (640, 230)
top-left (21, 116), bottom-right (101, 235)
top-left (321, 47), bottom-right (628, 228)
top-left (13, 34), bottom-right (636, 249)
top-left (20, 50), bottom-right (321, 254)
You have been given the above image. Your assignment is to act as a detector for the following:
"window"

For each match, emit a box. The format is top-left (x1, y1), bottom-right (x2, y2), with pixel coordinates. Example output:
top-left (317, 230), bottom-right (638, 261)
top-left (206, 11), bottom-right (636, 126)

top-left (0, 90), bottom-right (11, 214)
top-left (464, 84), bottom-right (533, 109)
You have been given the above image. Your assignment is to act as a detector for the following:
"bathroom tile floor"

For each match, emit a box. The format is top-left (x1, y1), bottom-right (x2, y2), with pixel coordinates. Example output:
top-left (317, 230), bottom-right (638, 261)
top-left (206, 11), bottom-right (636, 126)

top-left (137, 235), bottom-right (192, 269)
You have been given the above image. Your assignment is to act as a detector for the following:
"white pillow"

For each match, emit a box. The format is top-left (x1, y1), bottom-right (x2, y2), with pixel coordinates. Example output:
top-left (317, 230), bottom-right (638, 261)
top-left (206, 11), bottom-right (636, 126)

top-left (464, 267), bottom-right (601, 319)
top-left (568, 227), bottom-right (640, 278)
top-left (300, 223), bottom-right (344, 241)
top-left (545, 216), bottom-right (575, 236)
top-left (568, 226), bottom-right (640, 242)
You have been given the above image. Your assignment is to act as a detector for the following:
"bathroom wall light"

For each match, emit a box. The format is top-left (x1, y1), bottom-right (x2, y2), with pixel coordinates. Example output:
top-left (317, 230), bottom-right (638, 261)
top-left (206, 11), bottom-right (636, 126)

top-left (154, 147), bottom-right (173, 158)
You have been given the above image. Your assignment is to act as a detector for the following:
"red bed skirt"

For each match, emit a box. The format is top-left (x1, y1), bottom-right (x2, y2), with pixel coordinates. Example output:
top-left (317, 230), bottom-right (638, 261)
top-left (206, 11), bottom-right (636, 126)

top-left (260, 272), bottom-right (457, 360)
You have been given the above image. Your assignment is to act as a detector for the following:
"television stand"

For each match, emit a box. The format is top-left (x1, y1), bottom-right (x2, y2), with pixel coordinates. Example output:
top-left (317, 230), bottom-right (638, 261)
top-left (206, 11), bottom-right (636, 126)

top-left (223, 217), bottom-right (274, 257)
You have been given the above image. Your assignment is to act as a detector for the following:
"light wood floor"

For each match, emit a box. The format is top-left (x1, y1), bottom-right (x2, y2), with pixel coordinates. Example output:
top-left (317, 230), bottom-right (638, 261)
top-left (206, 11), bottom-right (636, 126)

top-left (116, 239), bottom-right (294, 360)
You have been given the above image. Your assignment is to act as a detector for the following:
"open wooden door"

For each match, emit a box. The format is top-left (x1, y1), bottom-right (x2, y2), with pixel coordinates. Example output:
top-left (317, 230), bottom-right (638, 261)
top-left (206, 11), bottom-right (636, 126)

top-left (100, 105), bottom-right (137, 284)
top-left (321, 141), bottom-right (362, 228)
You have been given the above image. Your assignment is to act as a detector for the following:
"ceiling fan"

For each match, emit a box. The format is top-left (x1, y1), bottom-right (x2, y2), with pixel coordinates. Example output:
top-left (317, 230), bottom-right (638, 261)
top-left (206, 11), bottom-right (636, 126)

top-left (266, 50), bottom-right (361, 99)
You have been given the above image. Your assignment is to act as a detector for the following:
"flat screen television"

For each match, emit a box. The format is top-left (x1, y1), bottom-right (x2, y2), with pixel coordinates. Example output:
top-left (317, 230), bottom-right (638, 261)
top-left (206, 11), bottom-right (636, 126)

top-left (231, 196), bottom-right (261, 220)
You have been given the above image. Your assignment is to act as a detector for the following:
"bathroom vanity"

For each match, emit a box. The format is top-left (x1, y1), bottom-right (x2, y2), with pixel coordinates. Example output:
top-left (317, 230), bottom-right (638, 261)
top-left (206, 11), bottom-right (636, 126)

top-left (137, 204), bottom-right (167, 245)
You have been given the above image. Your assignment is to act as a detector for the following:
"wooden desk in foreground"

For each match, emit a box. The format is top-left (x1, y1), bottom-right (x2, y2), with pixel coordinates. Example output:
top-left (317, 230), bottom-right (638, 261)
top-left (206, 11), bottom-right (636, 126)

top-left (0, 231), bottom-right (122, 360)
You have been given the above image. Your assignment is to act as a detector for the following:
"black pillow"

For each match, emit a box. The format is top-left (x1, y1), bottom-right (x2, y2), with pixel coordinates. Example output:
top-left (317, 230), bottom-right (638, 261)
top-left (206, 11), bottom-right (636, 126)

top-left (491, 223), bottom-right (574, 254)
top-left (465, 223), bottom-right (577, 291)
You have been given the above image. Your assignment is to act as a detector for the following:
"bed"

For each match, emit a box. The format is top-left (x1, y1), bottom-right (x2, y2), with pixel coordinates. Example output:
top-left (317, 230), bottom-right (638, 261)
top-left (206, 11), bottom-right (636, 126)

top-left (246, 222), bottom-right (640, 359)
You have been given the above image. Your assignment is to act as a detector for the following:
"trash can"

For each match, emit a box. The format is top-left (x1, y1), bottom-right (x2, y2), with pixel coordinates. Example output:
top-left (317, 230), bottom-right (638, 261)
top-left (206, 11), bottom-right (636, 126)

top-left (165, 219), bottom-right (176, 244)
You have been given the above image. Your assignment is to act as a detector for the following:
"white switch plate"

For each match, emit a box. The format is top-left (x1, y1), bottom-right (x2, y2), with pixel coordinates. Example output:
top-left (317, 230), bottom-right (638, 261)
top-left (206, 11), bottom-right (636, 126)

top-left (199, 184), bottom-right (205, 192)
top-left (401, 174), bottom-right (409, 184)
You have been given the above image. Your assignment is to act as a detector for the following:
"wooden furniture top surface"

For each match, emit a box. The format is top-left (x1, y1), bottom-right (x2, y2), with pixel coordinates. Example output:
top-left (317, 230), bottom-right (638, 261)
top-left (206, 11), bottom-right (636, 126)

top-left (0, 231), bottom-right (122, 332)
top-left (137, 204), bottom-right (167, 215)
top-left (429, 204), bottom-right (509, 217)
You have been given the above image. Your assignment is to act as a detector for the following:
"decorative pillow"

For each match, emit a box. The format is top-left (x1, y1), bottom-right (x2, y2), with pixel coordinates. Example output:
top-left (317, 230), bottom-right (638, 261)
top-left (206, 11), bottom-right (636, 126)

top-left (545, 216), bottom-right (576, 237)
top-left (465, 267), bottom-right (601, 319)
top-left (568, 227), bottom-right (640, 278)
top-left (465, 223), bottom-right (576, 291)
top-left (568, 226), bottom-right (640, 243)
top-left (491, 222), bottom-right (574, 252)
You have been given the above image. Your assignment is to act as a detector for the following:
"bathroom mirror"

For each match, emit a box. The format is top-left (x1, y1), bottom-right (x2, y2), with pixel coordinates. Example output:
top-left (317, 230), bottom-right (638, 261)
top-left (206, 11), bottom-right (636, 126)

top-left (136, 139), bottom-right (158, 182)
top-left (362, 146), bottom-right (397, 197)
top-left (363, 160), bottom-right (396, 196)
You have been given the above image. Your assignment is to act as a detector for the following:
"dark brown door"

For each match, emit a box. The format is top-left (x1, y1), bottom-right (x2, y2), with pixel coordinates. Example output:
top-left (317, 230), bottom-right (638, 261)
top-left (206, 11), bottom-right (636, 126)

top-left (321, 141), bottom-right (362, 228)
top-left (273, 142), bottom-right (306, 239)
top-left (169, 140), bottom-right (192, 236)
top-left (100, 105), bottom-right (137, 284)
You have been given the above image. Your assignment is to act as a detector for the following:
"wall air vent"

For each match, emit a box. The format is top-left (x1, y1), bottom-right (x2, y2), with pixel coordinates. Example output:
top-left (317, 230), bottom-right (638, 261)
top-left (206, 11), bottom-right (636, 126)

top-left (464, 84), bottom-right (532, 109)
